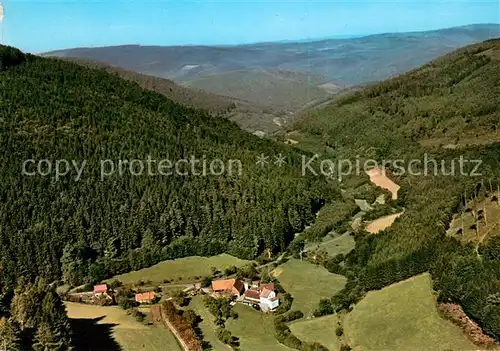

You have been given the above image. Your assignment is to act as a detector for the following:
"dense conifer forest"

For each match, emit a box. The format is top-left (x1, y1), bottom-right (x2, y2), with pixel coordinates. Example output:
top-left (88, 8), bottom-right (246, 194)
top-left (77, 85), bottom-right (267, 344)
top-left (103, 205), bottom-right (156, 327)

top-left (293, 39), bottom-right (500, 340)
top-left (0, 44), bottom-right (339, 343)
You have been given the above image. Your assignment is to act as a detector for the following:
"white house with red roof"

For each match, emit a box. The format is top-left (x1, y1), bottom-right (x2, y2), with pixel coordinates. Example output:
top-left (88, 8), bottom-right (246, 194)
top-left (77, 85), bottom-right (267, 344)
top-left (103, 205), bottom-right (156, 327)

top-left (259, 284), bottom-right (279, 311)
top-left (242, 282), bottom-right (279, 311)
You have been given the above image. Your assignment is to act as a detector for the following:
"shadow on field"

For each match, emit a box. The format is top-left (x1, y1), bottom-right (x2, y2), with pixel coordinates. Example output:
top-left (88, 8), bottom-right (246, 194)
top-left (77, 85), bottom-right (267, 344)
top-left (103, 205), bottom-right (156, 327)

top-left (70, 316), bottom-right (122, 351)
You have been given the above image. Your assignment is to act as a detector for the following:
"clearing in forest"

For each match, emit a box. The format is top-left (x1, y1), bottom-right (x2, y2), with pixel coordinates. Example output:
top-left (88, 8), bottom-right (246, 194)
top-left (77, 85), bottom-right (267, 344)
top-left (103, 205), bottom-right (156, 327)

top-left (65, 302), bottom-right (181, 351)
top-left (273, 259), bottom-right (346, 317)
top-left (366, 168), bottom-right (400, 200)
top-left (365, 211), bottom-right (404, 234)
top-left (343, 273), bottom-right (476, 350)
top-left (306, 233), bottom-right (355, 257)
top-left (109, 254), bottom-right (251, 285)
top-left (447, 195), bottom-right (500, 246)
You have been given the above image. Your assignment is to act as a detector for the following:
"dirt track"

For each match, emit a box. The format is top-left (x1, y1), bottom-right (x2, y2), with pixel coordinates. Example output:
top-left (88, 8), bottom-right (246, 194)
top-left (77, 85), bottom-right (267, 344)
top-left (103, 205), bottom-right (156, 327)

top-left (151, 304), bottom-right (190, 351)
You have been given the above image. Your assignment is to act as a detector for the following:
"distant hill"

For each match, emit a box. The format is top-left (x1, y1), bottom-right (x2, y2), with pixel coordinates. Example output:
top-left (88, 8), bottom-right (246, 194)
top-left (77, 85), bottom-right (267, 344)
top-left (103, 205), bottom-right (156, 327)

top-left (181, 69), bottom-right (331, 110)
top-left (43, 24), bottom-right (500, 110)
top-left (63, 57), bottom-right (236, 114)
top-left (63, 58), bottom-right (292, 134)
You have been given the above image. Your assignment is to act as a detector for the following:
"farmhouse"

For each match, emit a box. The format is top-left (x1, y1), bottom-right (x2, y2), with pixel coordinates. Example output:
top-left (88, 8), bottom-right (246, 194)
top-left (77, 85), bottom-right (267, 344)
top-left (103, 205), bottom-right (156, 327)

top-left (93, 284), bottom-right (109, 296)
top-left (135, 291), bottom-right (157, 304)
top-left (260, 287), bottom-right (279, 311)
top-left (211, 278), bottom-right (245, 296)
top-left (243, 288), bottom-right (261, 305)
top-left (242, 282), bottom-right (279, 311)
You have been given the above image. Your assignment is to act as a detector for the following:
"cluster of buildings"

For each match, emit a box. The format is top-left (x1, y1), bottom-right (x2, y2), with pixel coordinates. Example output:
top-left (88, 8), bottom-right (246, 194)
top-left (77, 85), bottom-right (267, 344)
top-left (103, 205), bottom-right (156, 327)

top-left (92, 284), bottom-right (158, 304)
top-left (211, 278), bottom-right (280, 312)
top-left (89, 278), bottom-right (279, 311)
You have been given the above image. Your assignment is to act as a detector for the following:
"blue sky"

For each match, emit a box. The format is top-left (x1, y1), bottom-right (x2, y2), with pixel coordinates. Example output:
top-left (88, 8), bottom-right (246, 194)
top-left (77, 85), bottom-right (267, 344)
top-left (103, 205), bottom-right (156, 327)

top-left (1, 0), bottom-right (499, 53)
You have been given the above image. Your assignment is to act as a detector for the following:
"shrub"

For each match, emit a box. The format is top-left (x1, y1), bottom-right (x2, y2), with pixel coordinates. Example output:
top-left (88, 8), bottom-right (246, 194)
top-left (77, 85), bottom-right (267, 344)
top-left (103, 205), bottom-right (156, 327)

top-left (109, 279), bottom-right (122, 290)
top-left (116, 295), bottom-right (138, 309)
top-left (281, 310), bottom-right (304, 323)
top-left (313, 299), bottom-right (334, 317)
top-left (128, 308), bottom-right (146, 323)
top-left (224, 265), bottom-right (237, 276)
top-left (216, 327), bottom-right (239, 347)
top-left (201, 276), bottom-right (212, 288)
top-left (82, 283), bottom-right (94, 292)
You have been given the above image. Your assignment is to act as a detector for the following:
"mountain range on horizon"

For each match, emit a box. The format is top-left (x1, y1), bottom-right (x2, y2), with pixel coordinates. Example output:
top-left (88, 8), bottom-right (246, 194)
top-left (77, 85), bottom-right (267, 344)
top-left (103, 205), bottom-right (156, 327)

top-left (42, 23), bottom-right (500, 133)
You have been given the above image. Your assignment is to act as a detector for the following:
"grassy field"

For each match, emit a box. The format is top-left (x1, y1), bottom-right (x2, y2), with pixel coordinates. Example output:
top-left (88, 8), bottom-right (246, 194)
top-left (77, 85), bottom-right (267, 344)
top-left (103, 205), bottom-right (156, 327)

top-left (447, 195), bottom-right (500, 246)
top-left (109, 254), bottom-right (251, 285)
top-left (273, 259), bottom-right (346, 316)
top-left (306, 233), bottom-right (356, 257)
top-left (186, 296), bottom-right (230, 351)
top-left (225, 304), bottom-right (293, 351)
top-left (290, 315), bottom-right (341, 351)
top-left (65, 302), bottom-right (181, 351)
top-left (344, 273), bottom-right (476, 350)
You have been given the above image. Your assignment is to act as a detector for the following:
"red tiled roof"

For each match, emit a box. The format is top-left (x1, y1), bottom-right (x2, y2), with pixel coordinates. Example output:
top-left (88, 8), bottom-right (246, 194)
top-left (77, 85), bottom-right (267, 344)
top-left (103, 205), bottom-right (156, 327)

top-left (212, 279), bottom-right (244, 295)
top-left (259, 283), bottom-right (275, 292)
top-left (233, 279), bottom-right (244, 294)
top-left (212, 279), bottom-right (235, 291)
top-left (135, 291), bottom-right (156, 302)
top-left (243, 289), bottom-right (260, 301)
top-left (93, 284), bottom-right (108, 293)
top-left (260, 288), bottom-right (273, 298)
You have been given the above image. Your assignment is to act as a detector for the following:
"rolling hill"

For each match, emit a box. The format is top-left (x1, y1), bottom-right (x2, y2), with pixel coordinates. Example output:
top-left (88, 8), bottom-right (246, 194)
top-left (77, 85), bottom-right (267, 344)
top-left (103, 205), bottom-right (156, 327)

top-left (292, 38), bottom-right (500, 155)
top-left (2, 32), bottom-right (500, 348)
top-left (43, 24), bottom-right (500, 110)
top-left (289, 38), bottom-right (500, 341)
top-left (61, 57), bottom-right (237, 114)
top-left (62, 57), bottom-right (294, 134)
top-left (181, 69), bottom-right (331, 110)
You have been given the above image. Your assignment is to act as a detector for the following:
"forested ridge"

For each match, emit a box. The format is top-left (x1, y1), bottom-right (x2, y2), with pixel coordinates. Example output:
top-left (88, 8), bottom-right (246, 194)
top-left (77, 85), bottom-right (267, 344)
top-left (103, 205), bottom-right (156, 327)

top-left (293, 39), bottom-right (500, 340)
top-left (59, 57), bottom-right (237, 114)
top-left (0, 46), bottom-right (338, 306)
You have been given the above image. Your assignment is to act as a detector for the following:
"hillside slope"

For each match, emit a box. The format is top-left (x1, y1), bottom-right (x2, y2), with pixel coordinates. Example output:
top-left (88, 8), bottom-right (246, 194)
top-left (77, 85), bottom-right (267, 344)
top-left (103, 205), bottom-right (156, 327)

top-left (0, 45), bottom-right (338, 294)
top-left (62, 58), bottom-right (293, 134)
top-left (294, 38), bottom-right (500, 156)
top-left (291, 38), bottom-right (500, 341)
top-left (62, 57), bottom-right (237, 114)
top-left (44, 24), bottom-right (500, 85)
